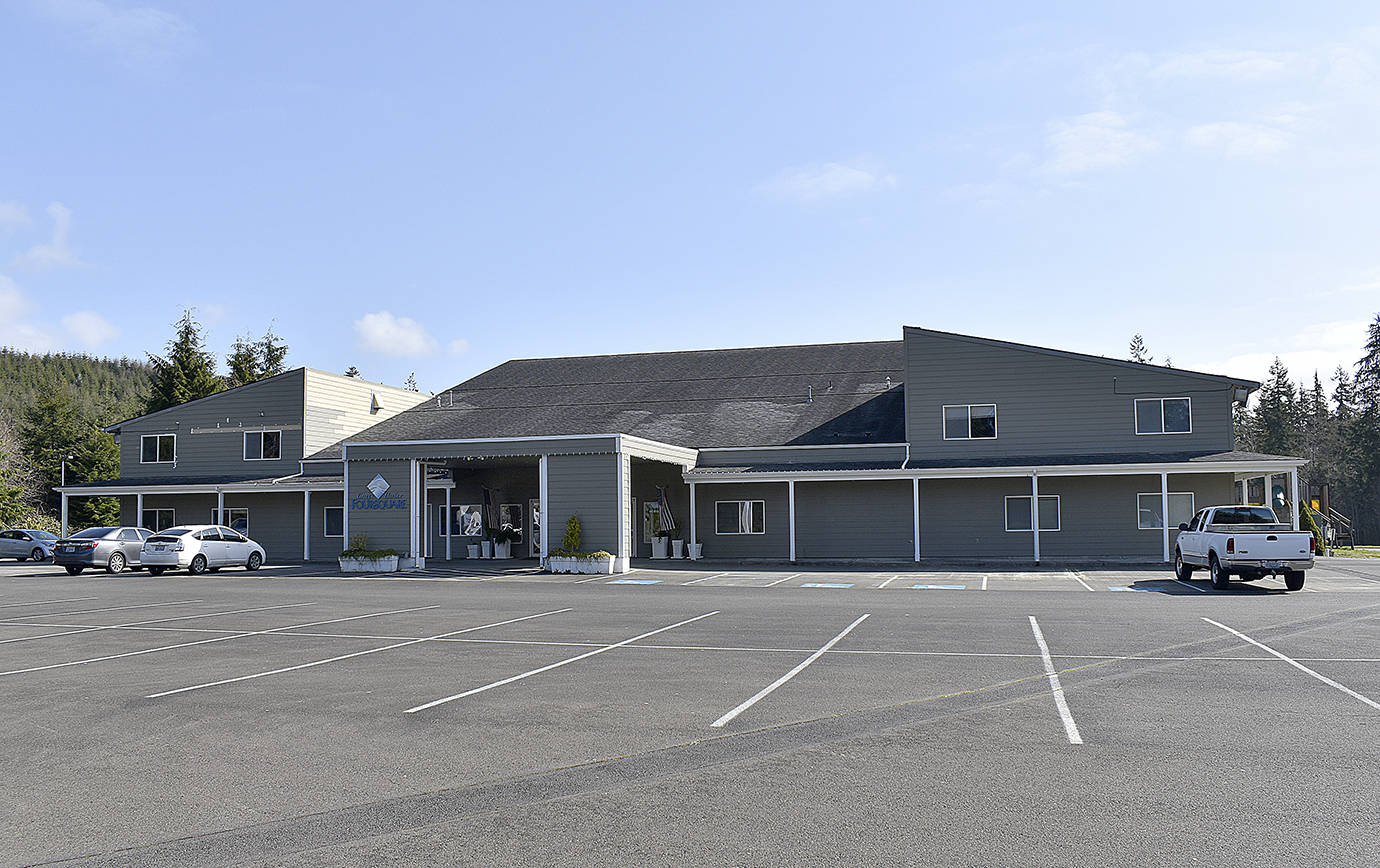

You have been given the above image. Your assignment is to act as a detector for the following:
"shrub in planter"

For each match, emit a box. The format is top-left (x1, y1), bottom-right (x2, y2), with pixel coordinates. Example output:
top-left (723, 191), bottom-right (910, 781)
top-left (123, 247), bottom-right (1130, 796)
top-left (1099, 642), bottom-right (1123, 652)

top-left (339, 533), bottom-right (401, 572)
top-left (544, 515), bottom-right (615, 573)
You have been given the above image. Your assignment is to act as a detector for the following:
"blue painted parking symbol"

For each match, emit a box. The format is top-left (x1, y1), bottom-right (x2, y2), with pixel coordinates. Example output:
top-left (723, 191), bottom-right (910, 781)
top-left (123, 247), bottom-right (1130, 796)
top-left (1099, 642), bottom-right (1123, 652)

top-left (608, 579), bottom-right (661, 584)
top-left (802, 582), bottom-right (854, 588)
top-left (910, 584), bottom-right (965, 590)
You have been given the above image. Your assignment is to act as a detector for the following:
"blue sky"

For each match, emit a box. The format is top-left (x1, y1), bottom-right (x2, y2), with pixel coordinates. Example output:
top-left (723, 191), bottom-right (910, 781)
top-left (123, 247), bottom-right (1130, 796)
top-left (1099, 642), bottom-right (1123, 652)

top-left (2, 1), bottom-right (1378, 394)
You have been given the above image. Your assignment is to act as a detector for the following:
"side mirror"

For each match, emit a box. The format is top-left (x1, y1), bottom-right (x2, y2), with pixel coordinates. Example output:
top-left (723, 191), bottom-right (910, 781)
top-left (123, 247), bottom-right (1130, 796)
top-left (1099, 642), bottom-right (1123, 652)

top-left (1178, 523), bottom-right (1189, 531)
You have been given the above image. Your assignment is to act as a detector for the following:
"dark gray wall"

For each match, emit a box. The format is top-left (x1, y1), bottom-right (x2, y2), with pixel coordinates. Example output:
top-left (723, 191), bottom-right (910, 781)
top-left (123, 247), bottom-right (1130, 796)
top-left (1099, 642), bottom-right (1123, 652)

top-left (546, 454), bottom-right (620, 555)
top-left (919, 477), bottom-right (1038, 559)
top-left (695, 445), bottom-right (907, 468)
top-left (307, 491), bottom-right (345, 561)
top-left (694, 482), bottom-right (790, 559)
top-left (117, 370), bottom-right (306, 479)
top-left (345, 459), bottom-right (413, 554)
top-left (903, 328), bottom-right (1238, 460)
top-left (795, 480), bottom-right (914, 559)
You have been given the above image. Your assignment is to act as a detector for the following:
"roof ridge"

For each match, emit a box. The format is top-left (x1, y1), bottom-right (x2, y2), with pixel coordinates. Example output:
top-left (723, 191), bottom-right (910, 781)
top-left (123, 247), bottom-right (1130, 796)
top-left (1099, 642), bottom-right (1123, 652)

top-left (501, 338), bottom-right (902, 365)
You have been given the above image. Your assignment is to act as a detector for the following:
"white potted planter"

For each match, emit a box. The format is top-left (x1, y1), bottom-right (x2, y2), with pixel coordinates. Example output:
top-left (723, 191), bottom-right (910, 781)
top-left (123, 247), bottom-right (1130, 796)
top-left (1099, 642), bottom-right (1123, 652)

top-left (688, 542), bottom-right (703, 560)
top-left (494, 540), bottom-right (512, 559)
top-left (651, 537), bottom-right (669, 559)
top-left (546, 553), bottom-right (616, 575)
top-left (671, 539), bottom-right (685, 559)
top-left (466, 544), bottom-right (480, 559)
top-left (481, 540), bottom-right (493, 558)
top-left (339, 553), bottom-right (399, 573)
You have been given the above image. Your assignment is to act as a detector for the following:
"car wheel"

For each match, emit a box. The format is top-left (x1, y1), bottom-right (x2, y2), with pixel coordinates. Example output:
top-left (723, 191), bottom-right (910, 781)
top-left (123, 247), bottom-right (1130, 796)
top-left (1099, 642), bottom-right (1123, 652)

top-left (107, 552), bottom-right (126, 574)
top-left (147, 567), bottom-right (166, 576)
top-left (31, 547), bottom-right (47, 561)
top-left (1209, 555), bottom-right (1230, 590)
top-left (65, 566), bottom-right (84, 576)
top-left (246, 551), bottom-right (262, 571)
top-left (1284, 570), bottom-right (1305, 592)
top-left (1174, 549), bottom-right (1194, 580)
top-left (188, 554), bottom-right (208, 575)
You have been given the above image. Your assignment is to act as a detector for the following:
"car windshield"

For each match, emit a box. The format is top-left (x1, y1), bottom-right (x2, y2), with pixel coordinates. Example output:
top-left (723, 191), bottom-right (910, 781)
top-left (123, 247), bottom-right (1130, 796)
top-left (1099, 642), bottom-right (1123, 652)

top-left (33, 531), bottom-right (57, 540)
top-left (72, 528), bottom-right (116, 539)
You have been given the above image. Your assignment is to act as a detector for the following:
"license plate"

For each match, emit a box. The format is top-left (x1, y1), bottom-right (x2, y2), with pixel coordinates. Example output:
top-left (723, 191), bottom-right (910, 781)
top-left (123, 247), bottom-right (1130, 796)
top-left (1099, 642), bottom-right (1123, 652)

top-left (153, 546), bottom-right (165, 552)
top-left (60, 546), bottom-right (73, 553)
top-left (1266, 561), bottom-right (1285, 569)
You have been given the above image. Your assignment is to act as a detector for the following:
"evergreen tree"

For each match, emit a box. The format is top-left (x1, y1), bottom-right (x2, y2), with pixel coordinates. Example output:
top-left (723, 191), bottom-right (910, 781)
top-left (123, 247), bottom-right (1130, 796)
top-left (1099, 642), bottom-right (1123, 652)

top-left (1128, 334), bottom-right (1153, 365)
top-left (225, 334), bottom-right (259, 388)
top-left (1251, 357), bottom-right (1301, 455)
top-left (344, 366), bottom-right (361, 378)
top-left (403, 372), bottom-right (419, 392)
top-left (1350, 313), bottom-right (1380, 541)
top-left (145, 310), bottom-right (222, 413)
top-left (17, 385), bottom-right (120, 527)
top-left (0, 416), bottom-right (43, 526)
top-left (256, 325), bottom-right (289, 379)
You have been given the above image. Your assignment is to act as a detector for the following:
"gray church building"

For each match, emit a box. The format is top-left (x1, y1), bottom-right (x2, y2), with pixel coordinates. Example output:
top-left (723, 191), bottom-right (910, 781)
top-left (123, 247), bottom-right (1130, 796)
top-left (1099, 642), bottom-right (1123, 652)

top-left (59, 326), bottom-right (1306, 571)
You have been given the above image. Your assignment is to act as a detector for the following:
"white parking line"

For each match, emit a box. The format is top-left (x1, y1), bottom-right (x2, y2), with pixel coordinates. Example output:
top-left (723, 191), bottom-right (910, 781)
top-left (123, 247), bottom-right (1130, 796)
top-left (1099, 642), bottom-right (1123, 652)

top-left (147, 608), bottom-right (572, 698)
top-left (1065, 570), bottom-right (1095, 592)
top-left (981, 575), bottom-right (989, 591)
top-left (711, 614), bottom-right (870, 728)
top-left (0, 599), bottom-right (202, 622)
top-left (573, 575), bottom-right (606, 584)
top-left (877, 576), bottom-right (899, 589)
top-left (765, 573), bottom-right (801, 587)
top-left (1169, 578), bottom-right (1206, 593)
top-left (1202, 617), bottom-right (1380, 711)
top-left (0, 605), bottom-right (435, 679)
top-left (405, 611), bottom-right (719, 713)
top-left (681, 573), bottom-right (728, 586)
top-left (0, 602), bottom-right (310, 647)
top-left (1028, 616), bottom-right (1083, 744)
top-left (0, 597), bottom-right (98, 610)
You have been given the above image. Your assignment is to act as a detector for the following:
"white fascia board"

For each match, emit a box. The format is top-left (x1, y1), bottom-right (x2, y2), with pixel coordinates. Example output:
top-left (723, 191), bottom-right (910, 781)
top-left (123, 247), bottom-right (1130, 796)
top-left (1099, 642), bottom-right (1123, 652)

top-left (55, 480), bottom-right (349, 496)
top-left (682, 459), bottom-right (1308, 484)
top-left (340, 433), bottom-right (622, 448)
top-left (696, 442), bottom-right (909, 452)
top-left (618, 434), bottom-right (698, 466)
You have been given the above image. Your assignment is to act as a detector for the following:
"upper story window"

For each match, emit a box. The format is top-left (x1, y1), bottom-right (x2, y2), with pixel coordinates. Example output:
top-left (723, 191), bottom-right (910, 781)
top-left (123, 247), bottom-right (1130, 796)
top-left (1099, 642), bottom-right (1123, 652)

top-left (1135, 398), bottom-right (1191, 435)
top-left (140, 433), bottom-right (176, 464)
top-left (943, 404), bottom-right (997, 440)
top-left (243, 430), bottom-right (282, 461)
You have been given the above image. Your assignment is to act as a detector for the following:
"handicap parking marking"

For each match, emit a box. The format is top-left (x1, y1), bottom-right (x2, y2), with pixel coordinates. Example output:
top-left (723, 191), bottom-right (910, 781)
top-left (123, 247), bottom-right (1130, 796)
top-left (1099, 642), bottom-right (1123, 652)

top-left (608, 579), bottom-right (661, 585)
top-left (911, 584), bottom-right (966, 590)
top-left (801, 582), bottom-right (854, 589)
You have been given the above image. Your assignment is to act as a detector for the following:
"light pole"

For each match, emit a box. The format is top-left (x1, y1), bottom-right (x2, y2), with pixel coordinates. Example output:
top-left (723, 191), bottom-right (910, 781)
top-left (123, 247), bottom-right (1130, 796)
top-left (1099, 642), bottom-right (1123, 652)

top-left (60, 454), bottom-right (74, 487)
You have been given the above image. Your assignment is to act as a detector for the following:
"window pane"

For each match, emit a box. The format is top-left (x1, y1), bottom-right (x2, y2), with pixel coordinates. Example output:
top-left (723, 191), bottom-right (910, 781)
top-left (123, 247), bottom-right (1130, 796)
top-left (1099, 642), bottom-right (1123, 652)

top-left (324, 507), bottom-right (344, 537)
top-left (1038, 496), bottom-right (1059, 531)
top-left (970, 405), bottom-right (996, 439)
top-left (1168, 494), bottom-right (1195, 527)
top-left (158, 435), bottom-right (175, 462)
top-left (1163, 399), bottom-right (1191, 433)
top-left (142, 437), bottom-right (158, 462)
top-left (244, 433), bottom-right (262, 460)
top-left (1138, 493), bottom-right (1163, 529)
top-left (715, 502), bottom-right (740, 534)
top-left (262, 430), bottom-right (281, 459)
top-left (1135, 400), bottom-right (1163, 434)
top-left (1006, 497), bottom-right (1032, 531)
top-left (749, 501), bottom-right (765, 534)
top-left (943, 406), bottom-right (969, 439)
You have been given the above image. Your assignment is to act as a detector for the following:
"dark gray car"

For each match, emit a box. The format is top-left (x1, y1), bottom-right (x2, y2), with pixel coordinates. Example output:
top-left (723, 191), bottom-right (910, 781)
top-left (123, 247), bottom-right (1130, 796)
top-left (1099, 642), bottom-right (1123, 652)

top-left (53, 527), bottom-right (155, 575)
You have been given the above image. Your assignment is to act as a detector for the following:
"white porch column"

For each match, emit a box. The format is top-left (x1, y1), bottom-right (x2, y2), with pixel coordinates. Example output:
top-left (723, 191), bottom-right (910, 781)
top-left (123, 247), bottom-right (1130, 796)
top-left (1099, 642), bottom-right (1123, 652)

top-left (303, 490), bottom-right (311, 562)
top-left (409, 459), bottom-right (420, 567)
top-left (787, 480), bottom-right (797, 563)
top-left (1031, 473), bottom-right (1040, 564)
top-left (341, 451), bottom-right (350, 545)
top-left (216, 490), bottom-right (224, 526)
top-left (444, 482), bottom-right (452, 560)
top-left (688, 482), bottom-right (697, 548)
top-left (136, 492), bottom-right (144, 529)
top-left (1160, 472), bottom-right (1171, 563)
top-left (912, 477), bottom-right (921, 562)
top-left (538, 455), bottom-right (549, 561)
top-left (614, 450), bottom-right (628, 573)
top-left (1290, 469), bottom-right (1300, 531)
top-left (60, 492), bottom-right (68, 539)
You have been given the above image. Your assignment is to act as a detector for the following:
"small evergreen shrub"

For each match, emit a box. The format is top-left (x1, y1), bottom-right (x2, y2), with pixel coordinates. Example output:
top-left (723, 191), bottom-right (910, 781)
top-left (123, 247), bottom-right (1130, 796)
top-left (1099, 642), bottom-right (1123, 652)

top-left (1299, 501), bottom-right (1326, 552)
top-left (561, 514), bottom-right (582, 551)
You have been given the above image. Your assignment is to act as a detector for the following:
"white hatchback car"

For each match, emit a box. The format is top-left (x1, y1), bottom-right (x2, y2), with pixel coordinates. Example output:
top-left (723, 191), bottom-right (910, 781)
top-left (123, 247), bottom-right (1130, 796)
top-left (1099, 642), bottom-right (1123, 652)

top-left (141, 525), bottom-right (266, 575)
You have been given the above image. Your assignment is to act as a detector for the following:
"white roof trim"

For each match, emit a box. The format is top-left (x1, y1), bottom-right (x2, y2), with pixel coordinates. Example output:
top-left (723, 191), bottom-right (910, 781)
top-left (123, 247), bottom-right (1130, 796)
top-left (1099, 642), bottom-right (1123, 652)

top-left (683, 458), bottom-right (1307, 483)
top-left (697, 442), bottom-right (908, 452)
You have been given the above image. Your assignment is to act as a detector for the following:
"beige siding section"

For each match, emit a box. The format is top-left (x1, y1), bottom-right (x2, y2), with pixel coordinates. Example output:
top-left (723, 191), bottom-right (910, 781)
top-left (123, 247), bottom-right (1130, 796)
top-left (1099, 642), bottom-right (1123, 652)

top-left (302, 369), bottom-right (431, 457)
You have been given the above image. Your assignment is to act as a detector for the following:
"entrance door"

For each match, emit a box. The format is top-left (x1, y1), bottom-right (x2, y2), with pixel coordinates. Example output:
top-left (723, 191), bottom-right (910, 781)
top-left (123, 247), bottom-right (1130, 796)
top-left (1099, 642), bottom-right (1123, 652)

top-left (529, 499), bottom-right (541, 558)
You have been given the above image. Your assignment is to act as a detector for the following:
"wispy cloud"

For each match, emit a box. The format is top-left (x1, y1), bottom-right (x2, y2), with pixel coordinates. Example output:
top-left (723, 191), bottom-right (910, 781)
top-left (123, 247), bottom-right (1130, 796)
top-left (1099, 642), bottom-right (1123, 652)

top-left (30, 0), bottom-right (195, 65)
top-left (353, 311), bottom-right (439, 357)
top-left (1184, 121), bottom-right (1293, 158)
top-left (61, 310), bottom-right (120, 349)
top-left (10, 202), bottom-right (81, 270)
top-left (1040, 112), bottom-right (1157, 174)
top-left (758, 161), bottom-right (897, 202)
top-left (446, 338), bottom-right (470, 355)
top-left (0, 276), bottom-right (58, 352)
top-left (0, 202), bottom-right (31, 231)
top-left (1149, 49), bottom-right (1309, 81)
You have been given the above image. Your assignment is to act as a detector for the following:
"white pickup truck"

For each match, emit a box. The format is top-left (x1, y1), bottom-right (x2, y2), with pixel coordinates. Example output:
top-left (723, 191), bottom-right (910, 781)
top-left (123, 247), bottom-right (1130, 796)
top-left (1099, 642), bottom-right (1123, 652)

top-left (1173, 505), bottom-right (1315, 591)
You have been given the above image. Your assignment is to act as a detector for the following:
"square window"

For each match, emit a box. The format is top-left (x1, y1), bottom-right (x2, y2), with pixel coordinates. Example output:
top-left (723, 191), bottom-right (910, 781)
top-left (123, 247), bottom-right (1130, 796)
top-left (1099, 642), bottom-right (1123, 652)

top-left (1137, 492), bottom-right (1196, 529)
top-left (970, 404), bottom-right (997, 439)
top-left (1162, 399), bottom-right (1191, 434)
top-left (141, 434), bottom-right (175, 463)
top-left (324, 507), bottom-right (344, 538)
top-left (141, 509), bottom-right (175, 532)
top-left (244, 430), bottom-right (282, 461)
top-left (943, 405), bottom-right (970, 439)
top-left (1135, 400), bottom-right (1163, 435)
top-left (1005, 495), bottom-right (1058, 531)
top-left (943, 404), bottom-right (997, 440)
top-left (1136, 398), bottom-right (1192, 435)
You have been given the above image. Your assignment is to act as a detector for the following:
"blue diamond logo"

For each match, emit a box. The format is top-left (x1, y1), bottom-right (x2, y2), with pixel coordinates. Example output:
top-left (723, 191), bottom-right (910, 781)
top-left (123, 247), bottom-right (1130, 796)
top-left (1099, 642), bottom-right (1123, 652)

top-left (367, 474), bottom-right (390, 499)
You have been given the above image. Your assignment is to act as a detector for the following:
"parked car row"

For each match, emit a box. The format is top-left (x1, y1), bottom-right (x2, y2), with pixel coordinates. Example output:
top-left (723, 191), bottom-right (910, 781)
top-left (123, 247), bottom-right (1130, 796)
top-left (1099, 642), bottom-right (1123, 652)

top-left (16, 525), bottom-right (270, 576)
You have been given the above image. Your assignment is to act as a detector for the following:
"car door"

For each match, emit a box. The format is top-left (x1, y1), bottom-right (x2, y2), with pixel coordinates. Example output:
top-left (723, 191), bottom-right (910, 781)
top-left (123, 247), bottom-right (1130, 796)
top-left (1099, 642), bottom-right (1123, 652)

top-left (0, 531), bottom-right (16, 557)
top-left (219, 527), bottom-right (249, 565)
top-left (194, 528), bottom-right (223, 565)
top-left (116, 528), bottom-right (142, 564)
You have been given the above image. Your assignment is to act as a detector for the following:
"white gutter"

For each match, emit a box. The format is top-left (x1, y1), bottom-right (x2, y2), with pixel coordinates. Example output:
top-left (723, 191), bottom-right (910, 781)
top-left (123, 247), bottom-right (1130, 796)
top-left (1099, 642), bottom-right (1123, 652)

top-left (683, 458), bottom-right (1307, 484)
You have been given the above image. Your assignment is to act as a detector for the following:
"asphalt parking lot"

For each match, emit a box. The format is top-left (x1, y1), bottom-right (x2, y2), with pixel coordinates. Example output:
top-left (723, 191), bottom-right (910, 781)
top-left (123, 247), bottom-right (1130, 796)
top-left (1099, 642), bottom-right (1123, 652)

top-left (2, 558), bottom-right (1379, 866)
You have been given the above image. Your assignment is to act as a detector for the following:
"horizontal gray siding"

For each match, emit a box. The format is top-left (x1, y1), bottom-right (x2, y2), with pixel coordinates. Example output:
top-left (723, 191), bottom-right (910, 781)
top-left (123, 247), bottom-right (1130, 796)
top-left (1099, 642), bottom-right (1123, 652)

top-left (345, 459), bottom-right (414, 554)
top-left (795, 480), bottom-right (913, 559)
top-left (346, 437), bottom-right (618, 463)
top-left (302, 369), bottom-right (429, 456)
top-left (919, 478), bottom-right (1037, 559)
top-left (122, 493), bottom-right (218, 534)
top-left (117, 370), bottom-right (306, 479)
top-left (694, 482), bottom-right (789, 559)
top-left (903, 328), bottom-right (1237, 460)
top-left (307, 490), bottom-right (345, 561)
top-left (218, 491), bottom-right (303, 564)
top-left (695, 445), bottom-right (908, 468)
top-left (546, 454), bottom-right (620, 556)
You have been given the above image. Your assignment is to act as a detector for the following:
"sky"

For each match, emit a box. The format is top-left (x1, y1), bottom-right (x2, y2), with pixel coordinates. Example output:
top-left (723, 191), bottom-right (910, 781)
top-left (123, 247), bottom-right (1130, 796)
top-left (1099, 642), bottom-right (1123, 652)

top-left (2, 0), bottom-right (1378, 396)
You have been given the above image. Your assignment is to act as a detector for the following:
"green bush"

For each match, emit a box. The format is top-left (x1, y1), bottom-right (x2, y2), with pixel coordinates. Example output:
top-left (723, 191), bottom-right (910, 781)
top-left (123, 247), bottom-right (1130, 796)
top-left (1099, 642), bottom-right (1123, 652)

top-left (561, 514), bottom-right (582, 551)
top-left (547, 549), bottom-right (613, 560)
top-left (1299, 501), bottom-right (1326, 552)
top-left (340, 532), bottom-right (400, 559)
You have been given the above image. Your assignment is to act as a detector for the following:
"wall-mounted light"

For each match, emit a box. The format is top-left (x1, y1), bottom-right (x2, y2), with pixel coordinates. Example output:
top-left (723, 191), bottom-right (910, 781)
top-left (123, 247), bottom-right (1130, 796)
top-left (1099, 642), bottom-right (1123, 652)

top-left (1232, 386), bottom-right (1251, 405)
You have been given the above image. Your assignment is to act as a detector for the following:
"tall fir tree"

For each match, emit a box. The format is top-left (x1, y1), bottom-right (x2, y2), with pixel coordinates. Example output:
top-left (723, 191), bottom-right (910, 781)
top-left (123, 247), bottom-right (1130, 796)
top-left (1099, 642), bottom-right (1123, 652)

top-left (1251, 357), bottom-right (1301, 456)
top-left (145, 310), bottom-right (222, 413)
top-left (256, 325), bottom-right (289, 379)
top-left (1350, 313), bottom-right (1380, 541)
top-left (1128, 334), bottom-right (1153, 365)
top-left (344, 366), bottom-right (361, 378)
top-left (18, 385), bottom-right (121, 527)
top-left (403, 372), bottom-right (419, 392)
top-left (225, 334), bottom-right (259, 388)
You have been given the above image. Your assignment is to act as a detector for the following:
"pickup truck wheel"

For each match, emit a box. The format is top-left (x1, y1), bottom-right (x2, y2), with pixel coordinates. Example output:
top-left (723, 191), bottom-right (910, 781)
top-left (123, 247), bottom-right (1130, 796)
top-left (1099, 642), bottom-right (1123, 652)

top-left (1284, 571), bottom-right (1305, 592)
top-left (1174, 550), bottom-right (1194, 580)
top-left (1209, 555), bottom-right (1230, 590)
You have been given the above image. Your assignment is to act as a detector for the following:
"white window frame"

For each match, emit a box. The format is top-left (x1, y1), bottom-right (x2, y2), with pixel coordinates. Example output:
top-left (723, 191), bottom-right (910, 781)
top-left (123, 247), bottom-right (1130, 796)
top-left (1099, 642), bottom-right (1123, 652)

top-left (714, 500), bottom-right (766, 535)
top-left (1004, 495), bottom-right (1060, 532)
top-left (243, 429), bottom-right (283, 461)
top-left (324, 506), bottom-right (344, 538)
top-left (942, 404), bottom-right (998, 440)
top-left (1134, 397), bottom-right (1192, 436)
top-left (140, 433), bottom-right (176, 464)
top-left (141, 508), bottom-right (176, 532)
top-left (1137, 492), bottom-right (1196, 530)
top-left (211, 508), bottom-right (250, 536)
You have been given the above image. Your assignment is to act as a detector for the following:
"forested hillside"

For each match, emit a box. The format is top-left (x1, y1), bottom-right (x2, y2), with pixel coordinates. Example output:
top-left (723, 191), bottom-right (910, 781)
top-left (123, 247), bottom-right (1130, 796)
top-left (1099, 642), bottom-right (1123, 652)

top-left (0, 350), bottom-right (153, 427)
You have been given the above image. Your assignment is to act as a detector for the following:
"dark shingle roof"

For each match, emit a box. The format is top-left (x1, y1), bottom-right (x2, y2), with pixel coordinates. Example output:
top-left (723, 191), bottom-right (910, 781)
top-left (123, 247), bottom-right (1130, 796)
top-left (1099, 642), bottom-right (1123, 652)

top-left (317, 340), bottom-right (906, 455)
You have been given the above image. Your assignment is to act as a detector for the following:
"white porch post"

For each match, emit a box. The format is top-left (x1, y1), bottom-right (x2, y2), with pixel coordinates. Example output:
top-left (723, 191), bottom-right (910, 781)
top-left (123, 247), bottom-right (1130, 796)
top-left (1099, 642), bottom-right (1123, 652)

top-left (303, 490), bottom-right (311, 561)
top-left (136, 492), bottom-right (144, 529)
top-left (538, 455), bottom-right (549, 561)
top-left (1290, 469), bottom-right (1300, 531)
top-left (1160, 472), bottom-right (1171, 563)
top-left (689, 482), bottom-right (697, 548)
top-left (60, 492), bottom-right (68, 539)
top-left (409, 459), bottom-right (420, 567)
top-left (216, 490), bottom-right (224, 526)
top-left (787, 480), bottom-right (797, 562)
top-left (912, 477), bottom-right (920, 562)
top-left (444, 482), bottom-right (452, 561)
top-left (341, 449), bottom-right (350, 545)
top-left (1030, 473), bottom-right (1040, 564)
